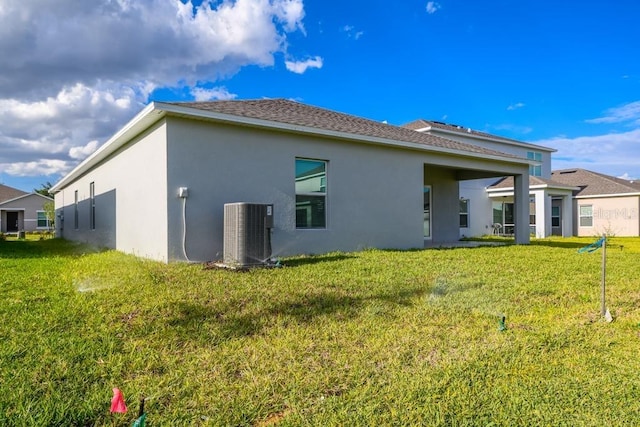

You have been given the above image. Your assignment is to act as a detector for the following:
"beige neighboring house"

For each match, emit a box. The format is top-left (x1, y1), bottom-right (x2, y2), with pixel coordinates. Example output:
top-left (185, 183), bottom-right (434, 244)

top-left (551, 168), bottom-right (640, 237)
top-left (0, 184), bottom-right (54, 234)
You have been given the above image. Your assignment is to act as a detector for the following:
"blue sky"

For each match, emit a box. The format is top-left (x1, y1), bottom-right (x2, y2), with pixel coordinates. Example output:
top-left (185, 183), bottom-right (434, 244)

top-left (1, 0), bottom-right (639, 192)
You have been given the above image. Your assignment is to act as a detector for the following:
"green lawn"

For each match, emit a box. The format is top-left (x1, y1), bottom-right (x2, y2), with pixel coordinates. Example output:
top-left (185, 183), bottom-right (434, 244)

top-left (1, 237), bottom-right (639, 425)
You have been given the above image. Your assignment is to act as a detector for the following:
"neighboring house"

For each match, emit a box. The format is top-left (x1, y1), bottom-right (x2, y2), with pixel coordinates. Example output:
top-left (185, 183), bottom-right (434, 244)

top-left (51, 99), bottom-right (535, 262)
top-left (550, 168), bottom-right (640, 236)
top-left (402, 120), bottom-right (574, 238)
top-left (0, 184), bottom-right (54, 233)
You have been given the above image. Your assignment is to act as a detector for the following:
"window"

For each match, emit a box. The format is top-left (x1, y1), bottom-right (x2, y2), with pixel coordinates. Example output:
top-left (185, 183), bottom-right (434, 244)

top-left (89, 182), bottom-right (96, 230)
top-left (459, 199), bottom-right (469, 228)
top-left (424, 186), bottom-right (431, 238)
top-left (579, 205), bottom-right (593, 227)
top-left (552, 206), bottom-right (560, 227)
top-left (74, 190), bottom-right (79, 229)
top-left (295, 158), bottom-right (327, 228)
top-left (37, 211), bottom-right (50, 228)
top-left (527, 151), bottom-right (542, 177)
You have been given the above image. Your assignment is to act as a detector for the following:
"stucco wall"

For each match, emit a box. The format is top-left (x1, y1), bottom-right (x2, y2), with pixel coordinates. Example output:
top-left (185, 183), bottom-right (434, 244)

top-left (459, 178), bottom-right (498, 237)
top-left (0, 194), bottom-right (52, 232)
top-left (575, 196), bottom-right (640, 237)
top-left (166, 119), bottom-right (426, 261)
top-left (424, 166), bottom-right (462, 242)
top-left (55, 121), bottom-right (169, 260)
top-left (165, 118), bottom-right (530, 262)
top-left (430, 132), bottom-right (552, 178)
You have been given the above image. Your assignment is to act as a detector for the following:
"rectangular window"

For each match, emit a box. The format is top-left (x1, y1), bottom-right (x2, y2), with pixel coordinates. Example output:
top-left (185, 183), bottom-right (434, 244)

top-left (459, 199), bottom-right (469, 228)
top-left (579, 205), bottom-right (593, 227)
top-left (295, 158), bottom-right (327, 228)
top-left (527, 151), bottom-right (542, 177)
top-left (424, 186), bottom-right (431, 238)
top-left (74, 190), bottom-right (79, 229)
top-left (37, 211), bottom-right (49, 228)
top-left (89, 182), bottom-right (96, 230)
top-left (552, 206), bottom-right (560, 227)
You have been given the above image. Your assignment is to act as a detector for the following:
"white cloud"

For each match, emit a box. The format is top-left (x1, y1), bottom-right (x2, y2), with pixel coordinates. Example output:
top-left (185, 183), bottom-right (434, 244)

top-left (285, 56), bottom-right (324, 74)
top-left (586, 100), bottom-right (640, 125)
top-left (619, 173), bottom-right (636, 180)
top-left (0, 0), bottom-right (309, 98)
top-left (507, 102), bottom-right (525, 111)
top-left (426, 2), bottom-right (441, 14)
top-left (0, 0), bottom-right (314, 179)
top-left (191, 87), bottom-right (238, 102)
top-left (342, 24), bottom-right (364, 40)
top-left (69, 140), bottom-right (100, 160)
top-left (0, 83), bottom-right (142, 176)
top-left (3, 160), bottom-right (73, 177)
top-left (533, 128), bottom-right (640, 179)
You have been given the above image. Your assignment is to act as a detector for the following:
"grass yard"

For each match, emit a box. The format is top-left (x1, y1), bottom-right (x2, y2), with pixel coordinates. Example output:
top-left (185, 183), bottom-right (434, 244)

top-left (1, 237), bottom-right (640, 425)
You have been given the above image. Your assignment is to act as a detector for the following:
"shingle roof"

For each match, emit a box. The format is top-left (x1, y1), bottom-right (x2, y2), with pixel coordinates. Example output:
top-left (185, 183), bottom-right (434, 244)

top-left (488, 175), bottom-right (573, 190)
top-left (169, 99), bottom-right (523, 160)
top-left (550, 168), bottom-right (640, 196)
top-left (0, 184), bottom-right (27, 203)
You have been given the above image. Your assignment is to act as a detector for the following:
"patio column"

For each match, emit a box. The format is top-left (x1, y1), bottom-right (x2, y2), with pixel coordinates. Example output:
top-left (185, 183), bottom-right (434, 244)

top-left (562, 194), bottom-right (574, 237)
top-left (513, 174), bottom-right (530, 244)
top-left (534, 190), bottom-right (551, 238)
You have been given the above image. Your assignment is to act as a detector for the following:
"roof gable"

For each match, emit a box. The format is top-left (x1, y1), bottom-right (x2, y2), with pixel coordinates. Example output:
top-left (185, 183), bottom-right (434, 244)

top-left (0, 192), bottom-right (53, 207)
top-left (0, 184), bottom-right (28, 203)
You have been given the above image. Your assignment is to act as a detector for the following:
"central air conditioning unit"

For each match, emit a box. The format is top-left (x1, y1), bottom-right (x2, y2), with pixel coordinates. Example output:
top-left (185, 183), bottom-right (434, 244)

top-left (223, 203), bottom-right (274, 268)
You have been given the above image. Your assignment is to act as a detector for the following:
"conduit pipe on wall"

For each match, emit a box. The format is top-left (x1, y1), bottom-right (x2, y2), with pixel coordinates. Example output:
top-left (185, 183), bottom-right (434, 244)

top-left (179, 187), bottom-right (192, 262)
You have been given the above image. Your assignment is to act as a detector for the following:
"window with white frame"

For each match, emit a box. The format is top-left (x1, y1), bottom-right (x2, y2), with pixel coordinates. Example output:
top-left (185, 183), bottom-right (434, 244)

top-left (579, 205), bottom-right (593, 227)
top-left (37, 211), bottom-right (50, 228)
top-left (527, 151), bottom-right (542, 177)
top-left (459, 199), bottom-right (469, 228)
top-left (552, 206), bottom-right (560, 227)
top-left (295, 158), bottom-right (327, 229)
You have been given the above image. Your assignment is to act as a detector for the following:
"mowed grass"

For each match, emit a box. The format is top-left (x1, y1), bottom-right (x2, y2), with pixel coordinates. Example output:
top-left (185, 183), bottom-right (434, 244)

top-left (1, 237), bottom-right (640, 425)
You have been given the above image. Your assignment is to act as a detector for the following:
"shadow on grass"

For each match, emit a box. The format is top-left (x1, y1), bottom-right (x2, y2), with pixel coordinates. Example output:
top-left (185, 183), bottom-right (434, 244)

top-left (163, 287), bottom-right (426, 344)
top-left (0, 239), bottom-right (99, 259)
top-left (281, 253), bottom-right (356, 267)
top-left (530, 240), bottom-right (588, 249)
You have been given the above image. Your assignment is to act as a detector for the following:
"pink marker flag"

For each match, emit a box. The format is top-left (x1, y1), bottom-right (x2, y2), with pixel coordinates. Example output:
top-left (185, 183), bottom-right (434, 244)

top-left (110, 388), bottom-right (128, 413)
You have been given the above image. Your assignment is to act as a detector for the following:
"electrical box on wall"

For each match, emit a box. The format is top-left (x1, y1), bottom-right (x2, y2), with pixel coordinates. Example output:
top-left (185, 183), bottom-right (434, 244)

top-left (178, 187), bottom-right (189, 198)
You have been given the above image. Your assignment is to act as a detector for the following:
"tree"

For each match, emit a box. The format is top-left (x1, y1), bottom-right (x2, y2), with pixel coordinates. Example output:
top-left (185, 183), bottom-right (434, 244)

top-left (43, 201), bottom-right (55, 232)
top-left (35, 181), bottom-right (54, 199)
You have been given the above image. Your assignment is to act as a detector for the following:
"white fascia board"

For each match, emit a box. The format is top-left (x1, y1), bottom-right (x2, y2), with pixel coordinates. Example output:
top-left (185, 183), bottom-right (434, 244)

top-left (51, 103), bottom-right (166, 192)
top-left (487, 183), bottom-right (578, 193)
top-left (430, 127), bottom-right (557, 153)
top-left (156, 103), bottom-right (531, 166)
top-left (575, 192), bottom-right (640, 199)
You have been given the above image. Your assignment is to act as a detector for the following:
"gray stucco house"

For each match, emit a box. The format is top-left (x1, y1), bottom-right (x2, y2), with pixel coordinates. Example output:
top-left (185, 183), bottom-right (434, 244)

top-left (0, 184), bottom-right (54, 234)
top-left (51, 99), bottom-right (534, 262)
